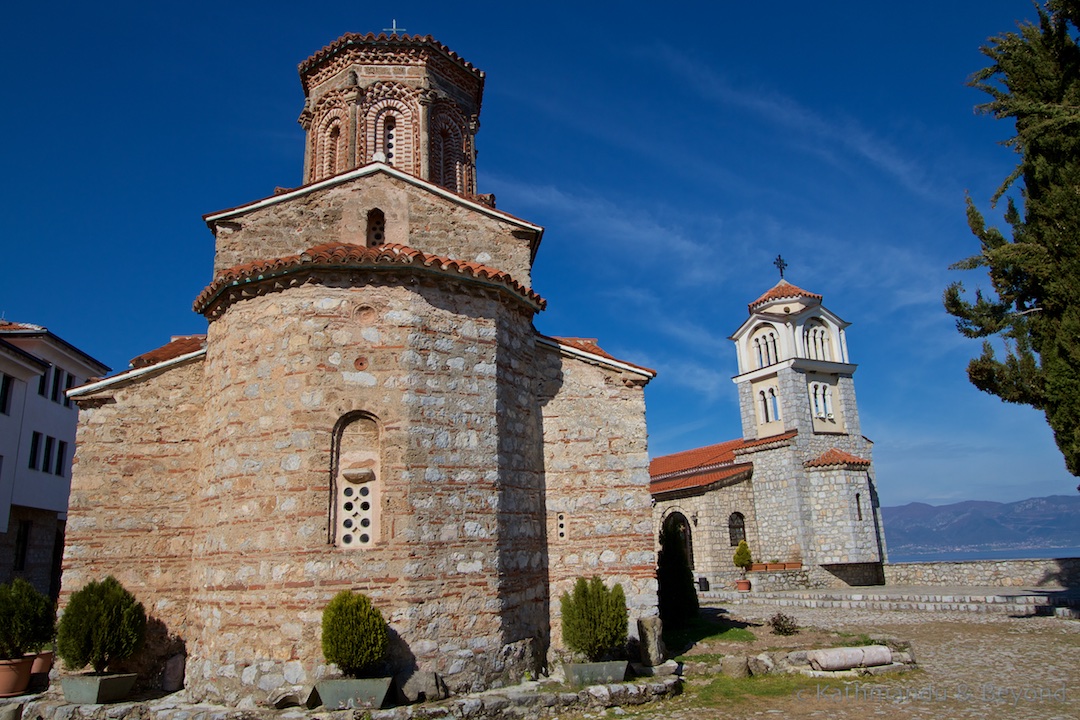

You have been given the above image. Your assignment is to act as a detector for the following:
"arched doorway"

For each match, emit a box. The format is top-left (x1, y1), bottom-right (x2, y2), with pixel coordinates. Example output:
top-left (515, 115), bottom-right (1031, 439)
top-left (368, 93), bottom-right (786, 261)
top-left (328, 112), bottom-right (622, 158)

top-left (661, 512), bottom-right (694, 570)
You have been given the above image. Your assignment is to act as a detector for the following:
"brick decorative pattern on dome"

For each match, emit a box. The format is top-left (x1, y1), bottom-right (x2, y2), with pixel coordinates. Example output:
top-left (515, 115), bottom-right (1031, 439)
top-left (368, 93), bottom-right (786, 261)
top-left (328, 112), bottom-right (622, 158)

top-left (748, 279), bottom-right (823, 313)
top-left (130, 335), bottom-right (207, 369)
top-left (804, 447), bottom-right (872, 468)
top-left (300, 32), bottom-right (483, 77)
top-left (193, 242), bottom-right (546, 319)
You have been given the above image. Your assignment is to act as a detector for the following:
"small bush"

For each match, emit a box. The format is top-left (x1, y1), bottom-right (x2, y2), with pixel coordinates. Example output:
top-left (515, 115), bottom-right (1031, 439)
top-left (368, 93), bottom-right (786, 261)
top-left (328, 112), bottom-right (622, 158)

top-left (560, 576), bottom-right (628, 662)
top-left (767, 612), bottom-right (799, 636)
top-left (0, 578), bottom-right (55, 659)
top-left (732, 541), bottom-right (752, 573)
top-left (321, 591), bottom-right (388, 677)
top-left (57, 576), bottom-right (146, 673)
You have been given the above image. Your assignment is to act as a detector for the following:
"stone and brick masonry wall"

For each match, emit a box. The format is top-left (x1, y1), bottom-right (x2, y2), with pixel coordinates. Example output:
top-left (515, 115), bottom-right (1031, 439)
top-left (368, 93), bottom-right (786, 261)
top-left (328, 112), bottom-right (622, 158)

top-left (884, 557), bottom-right (1080, 587)
top-left (537, 344), bottom-right (658, 658)
top-left (67, 359), bottom-right (205, 683)
top-left (211, 174), bottom-right (534, 286)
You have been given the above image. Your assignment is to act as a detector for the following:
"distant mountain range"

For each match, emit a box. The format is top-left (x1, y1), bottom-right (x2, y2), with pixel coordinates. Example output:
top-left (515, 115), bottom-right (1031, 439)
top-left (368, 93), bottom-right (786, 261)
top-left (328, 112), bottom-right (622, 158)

top-left (882, 494), bottom-right (1080, 554)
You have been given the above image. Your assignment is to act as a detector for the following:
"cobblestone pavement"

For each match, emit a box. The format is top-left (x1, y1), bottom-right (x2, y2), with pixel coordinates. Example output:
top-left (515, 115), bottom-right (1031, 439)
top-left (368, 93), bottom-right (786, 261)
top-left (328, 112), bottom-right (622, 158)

top-left (563, 602), bottom-right (1080, 720)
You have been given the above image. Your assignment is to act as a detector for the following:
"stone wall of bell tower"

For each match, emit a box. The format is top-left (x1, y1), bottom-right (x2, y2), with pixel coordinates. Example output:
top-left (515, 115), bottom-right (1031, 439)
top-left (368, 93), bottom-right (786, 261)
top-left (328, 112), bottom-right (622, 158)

top-left (297, 33), bottom-right (484, 194)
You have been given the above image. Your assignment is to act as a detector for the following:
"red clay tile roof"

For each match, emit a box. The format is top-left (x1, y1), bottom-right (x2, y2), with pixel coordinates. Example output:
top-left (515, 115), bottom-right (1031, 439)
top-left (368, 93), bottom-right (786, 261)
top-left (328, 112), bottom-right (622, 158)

top-left (649, 430), bottom-right (798, 496)
top-left (748, 280), bottom-right (822, 313)
top-left (130, 335), bottom-right (207, 369)
top-left (804, 447), bottom-right (871, 468)
top-left (0, 320), bottom-right (46, 333)
top-left (650, 430), bottom-right (797, 479)
top-left (650, 463), bottom-right (754, 495)
top-left (298, 33), bottom-right (484, 92)
top-left (193, 242), bottom-right (546, 320)
top-left (548, 336), bottom-right (657, 375)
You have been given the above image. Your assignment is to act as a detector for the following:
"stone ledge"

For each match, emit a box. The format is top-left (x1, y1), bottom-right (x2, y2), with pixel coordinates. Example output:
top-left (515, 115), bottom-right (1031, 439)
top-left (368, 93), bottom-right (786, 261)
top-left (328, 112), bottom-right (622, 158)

top-left (13, 677), bottom-right (681, 720)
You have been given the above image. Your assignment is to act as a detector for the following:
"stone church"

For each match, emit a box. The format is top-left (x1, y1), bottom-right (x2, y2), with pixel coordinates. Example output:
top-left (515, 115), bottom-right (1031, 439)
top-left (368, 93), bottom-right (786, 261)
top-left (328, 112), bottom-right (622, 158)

top-left (64, 33), bottom-right (658, 703)
top-left (650, 279), bottom-right (888, 591)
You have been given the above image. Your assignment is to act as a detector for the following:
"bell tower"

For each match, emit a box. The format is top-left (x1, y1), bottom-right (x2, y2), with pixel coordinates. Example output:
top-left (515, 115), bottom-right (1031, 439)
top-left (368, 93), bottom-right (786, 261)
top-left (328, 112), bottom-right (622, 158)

top-left (729, 279), bottom-right (860, 441)
top-left (297, 32), bottom-right (484, 194)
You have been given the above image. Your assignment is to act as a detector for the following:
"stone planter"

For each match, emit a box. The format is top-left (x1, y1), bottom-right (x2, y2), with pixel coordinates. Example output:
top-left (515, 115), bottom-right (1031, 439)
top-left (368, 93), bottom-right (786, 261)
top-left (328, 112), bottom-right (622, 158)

top-left (0, 657), bottom-right (33, 698)
top-left (315, 677), bottom-right (393, 710)
top-left (563, 660), bottom-right (630, 687)
top-left (735, 578), bottom-right (752, 592)
top-left (750, 563), bottom-right (767, 572)
top-left (60, 673), bottom-right (138, 704)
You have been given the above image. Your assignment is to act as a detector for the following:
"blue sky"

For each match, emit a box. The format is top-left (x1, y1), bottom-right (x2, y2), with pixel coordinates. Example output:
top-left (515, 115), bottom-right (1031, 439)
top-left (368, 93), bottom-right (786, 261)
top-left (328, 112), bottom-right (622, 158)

top-left (2, 1), bottom-right (1074, 505)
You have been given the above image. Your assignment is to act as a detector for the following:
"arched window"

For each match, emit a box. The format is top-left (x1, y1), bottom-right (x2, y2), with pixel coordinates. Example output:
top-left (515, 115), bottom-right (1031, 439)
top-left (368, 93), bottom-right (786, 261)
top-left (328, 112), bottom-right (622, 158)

top-left (751, 325), bottom-right (780, 368)
top-left (728, 512), bottom-right (746, 546)
top-left (366, 208), bottom-right (386, 246)
top-left (768, 388), bottom-right (781, 422)
top-left (809, 382), bottom-right (834, 420)
top-left (331, 412), bottom-right (382, 548)
top-left (803, 320), bottom-right (832, 361)
top-left (759, 390), bottom-right (770, 423)
top-left (856, 493), bottom-right (863, 521)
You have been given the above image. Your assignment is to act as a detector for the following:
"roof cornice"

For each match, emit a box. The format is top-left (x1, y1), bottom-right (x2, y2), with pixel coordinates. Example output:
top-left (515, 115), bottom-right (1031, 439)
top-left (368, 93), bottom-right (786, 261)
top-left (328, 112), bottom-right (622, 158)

top-left (68, 348), bottom-right (207, 399)
top-left (536, 336), bottom-right (655, 380)
top-left (204, 163), bottom-right (542, 237)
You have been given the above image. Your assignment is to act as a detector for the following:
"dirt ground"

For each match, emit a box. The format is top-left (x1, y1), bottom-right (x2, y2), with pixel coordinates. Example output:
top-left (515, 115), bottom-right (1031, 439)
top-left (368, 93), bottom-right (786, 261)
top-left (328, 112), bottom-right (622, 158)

top-left (560, 602), bottom-right (1080, 720)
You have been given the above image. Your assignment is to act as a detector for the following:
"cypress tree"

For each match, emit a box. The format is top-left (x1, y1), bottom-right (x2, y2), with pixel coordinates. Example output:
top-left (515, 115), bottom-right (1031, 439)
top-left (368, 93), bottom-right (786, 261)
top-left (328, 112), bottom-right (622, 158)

top-left (945, 0), bottom-right (1080, 485)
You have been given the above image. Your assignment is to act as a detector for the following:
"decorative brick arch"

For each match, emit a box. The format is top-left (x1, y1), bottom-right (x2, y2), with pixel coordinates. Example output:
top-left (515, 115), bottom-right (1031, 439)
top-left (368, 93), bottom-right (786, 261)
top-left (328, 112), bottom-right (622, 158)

top-left (360, 83), bottom-right (420, 175)
top-left (314, 109), bottom-right (349, 181)
top-left (429, 102), bottom-right (472, 193)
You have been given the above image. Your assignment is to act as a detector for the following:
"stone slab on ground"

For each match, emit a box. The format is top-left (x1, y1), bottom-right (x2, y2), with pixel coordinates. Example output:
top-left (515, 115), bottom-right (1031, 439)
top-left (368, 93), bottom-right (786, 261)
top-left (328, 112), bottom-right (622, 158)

top-left (18, 676), bottom-right (681, 720)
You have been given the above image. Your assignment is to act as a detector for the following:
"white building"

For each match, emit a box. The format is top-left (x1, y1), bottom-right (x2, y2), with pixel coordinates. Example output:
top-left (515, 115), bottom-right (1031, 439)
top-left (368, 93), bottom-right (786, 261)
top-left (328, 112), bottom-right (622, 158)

top-left (651, 279), bottom-right (888, 591)
top-left (0, 321), bottom-right (108, 597)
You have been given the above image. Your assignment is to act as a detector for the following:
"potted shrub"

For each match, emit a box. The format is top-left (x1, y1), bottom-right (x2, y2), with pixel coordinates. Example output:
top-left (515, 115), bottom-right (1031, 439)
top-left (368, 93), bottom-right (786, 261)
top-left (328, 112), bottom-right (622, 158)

top-left (316, 590), bottom-right (391, 709)
top-left (733, 540), bottom-right (753, 591)
top-left (0, 578), bottom-right (55, 697)
top-left (560, 576), bottom-right (629, 686)
top-left (56, 576), bottom-right (146, 704)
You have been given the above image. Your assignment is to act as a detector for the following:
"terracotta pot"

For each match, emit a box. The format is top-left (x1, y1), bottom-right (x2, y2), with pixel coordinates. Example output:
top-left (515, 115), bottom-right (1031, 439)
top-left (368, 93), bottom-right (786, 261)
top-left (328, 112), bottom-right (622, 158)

top-left (30, 650), bottom-right (54, 675)
top-left (0, 657), bottom-right (34, 698)
top-left (784, 562), bottom-right (803, 570)
top-left (766, 563), bottom-right (785, 571)
top-left (735, 578), bottom-right (752, 592)
top-left (749, 563), bottom-right (767, 572)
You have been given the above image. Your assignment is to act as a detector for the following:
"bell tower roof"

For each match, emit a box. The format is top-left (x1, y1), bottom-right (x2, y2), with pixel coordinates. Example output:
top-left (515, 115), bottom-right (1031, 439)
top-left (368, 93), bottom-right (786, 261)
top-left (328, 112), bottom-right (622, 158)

top-left (747, 279), bottom-right (822, 314)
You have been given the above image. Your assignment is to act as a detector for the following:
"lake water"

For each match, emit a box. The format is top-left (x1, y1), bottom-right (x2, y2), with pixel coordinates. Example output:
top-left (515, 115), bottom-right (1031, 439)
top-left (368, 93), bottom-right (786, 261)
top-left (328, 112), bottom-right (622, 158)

top-left (888, 546), bottom-right (1080, 563)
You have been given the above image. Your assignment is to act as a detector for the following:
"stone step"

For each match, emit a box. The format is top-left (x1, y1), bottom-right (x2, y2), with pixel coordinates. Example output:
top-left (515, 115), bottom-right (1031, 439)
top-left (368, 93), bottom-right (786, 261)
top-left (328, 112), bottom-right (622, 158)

top-left (701, 589), bottom-right (1080, 615)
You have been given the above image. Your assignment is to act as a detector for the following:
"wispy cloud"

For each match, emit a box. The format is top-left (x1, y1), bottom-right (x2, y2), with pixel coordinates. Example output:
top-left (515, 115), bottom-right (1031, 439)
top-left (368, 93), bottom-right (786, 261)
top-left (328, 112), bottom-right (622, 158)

top-left (650, 44), bottom-right (944, 203)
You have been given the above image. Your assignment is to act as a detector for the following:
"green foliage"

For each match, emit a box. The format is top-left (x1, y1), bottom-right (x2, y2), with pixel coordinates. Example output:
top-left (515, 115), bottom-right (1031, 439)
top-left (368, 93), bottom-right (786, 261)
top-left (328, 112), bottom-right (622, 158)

top-left (0, 578), bottom-right (55, 659)
top-left (559, 576), bottom-right (628, 662)
top-left (732, 541), bottom-right (753, 573)
top-left (945, 0), bottom-right (1080, 481)
top-left (657, 524), bottom-right (699, 628)
top-left (767, 612), bottom-right (799, 636)
top-left (321, 591), bottom-right (388, 677)
top-left (57, 576), bottom-right (146, 673)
